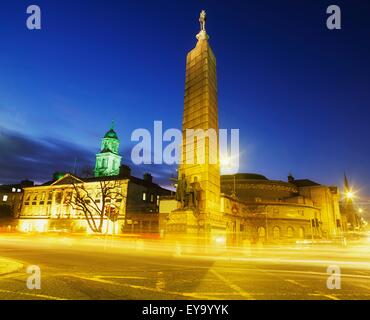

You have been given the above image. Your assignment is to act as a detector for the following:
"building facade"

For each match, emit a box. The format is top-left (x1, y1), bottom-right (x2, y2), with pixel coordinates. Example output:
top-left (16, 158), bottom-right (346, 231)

top-left (17, 126), bottom-right (171, 234)
top-left (160, 173), bottom-right (344, 244)
top-left (0, 180), bottom-right (34, 220)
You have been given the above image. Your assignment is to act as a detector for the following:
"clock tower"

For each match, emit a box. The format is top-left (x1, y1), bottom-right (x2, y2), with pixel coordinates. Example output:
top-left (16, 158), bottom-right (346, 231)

top-left (94, 122), bottom-right (122, 177)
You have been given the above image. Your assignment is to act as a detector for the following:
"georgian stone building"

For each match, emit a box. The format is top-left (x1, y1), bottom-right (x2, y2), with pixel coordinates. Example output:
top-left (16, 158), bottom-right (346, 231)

top-left (17, 127), bottom-right (170, 233)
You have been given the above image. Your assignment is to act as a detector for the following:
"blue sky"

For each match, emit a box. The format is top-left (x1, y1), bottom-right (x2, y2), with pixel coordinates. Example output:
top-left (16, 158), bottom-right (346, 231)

top-left (0, 0), bottom-right (370, 196)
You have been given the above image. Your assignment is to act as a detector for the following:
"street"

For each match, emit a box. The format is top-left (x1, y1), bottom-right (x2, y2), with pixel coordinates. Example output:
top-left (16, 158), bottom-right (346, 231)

top-left (0, 234), bottom-right (369, 300)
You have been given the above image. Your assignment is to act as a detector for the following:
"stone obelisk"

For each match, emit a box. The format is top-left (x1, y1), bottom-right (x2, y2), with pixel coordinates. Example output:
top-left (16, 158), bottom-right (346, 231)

top-left (166, 11), bottom-right (225, 244)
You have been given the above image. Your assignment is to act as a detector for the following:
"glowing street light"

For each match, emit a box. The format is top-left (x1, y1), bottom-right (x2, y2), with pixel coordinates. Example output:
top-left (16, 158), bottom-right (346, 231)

top-left (346, 191), bottom-right (354, 199)
top-left (344, 190), bottom-right (356, 200)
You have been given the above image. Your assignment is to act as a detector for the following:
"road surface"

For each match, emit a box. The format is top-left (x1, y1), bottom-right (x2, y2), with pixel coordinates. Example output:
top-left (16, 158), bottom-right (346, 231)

top-left (0, 234), bottom-right (369, 300)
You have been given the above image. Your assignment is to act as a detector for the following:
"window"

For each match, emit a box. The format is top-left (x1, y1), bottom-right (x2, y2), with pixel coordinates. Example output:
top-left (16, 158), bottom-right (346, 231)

top-left (2, 195), bottom-right (8, 202)
top-left (150, 194), bottom-right (154, 203)
top-left (156, 195), bottom-right (160, 206)
top-left (64, 192), bottom-right (72, 204)
top-left (12, 188), bottom-right (16, 192)
top-left (55, 192), bottom-right (62, 204)
top-left (17, 189), bottom-right (21, 193)
top-left (257, 226), bottom-right (266, 238)
top-left (273, 226), bottom-right (280, 240)
top-left (142, 192), bottom-right (147, 201)
top-left (32, 194), bottom-right (37, 205)
top-left (25, 194), bottom-right (30, 205)
top-left (287, 227), bottom-right (294, 238)
top-left (47, 192), bottom-right (52, 204)
top-left (299, 227), bottom-right (304, 239)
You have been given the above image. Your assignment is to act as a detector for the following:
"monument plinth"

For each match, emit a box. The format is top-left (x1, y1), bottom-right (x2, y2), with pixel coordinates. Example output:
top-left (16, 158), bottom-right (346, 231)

top-left (166, 11), bottom-right (226, 245)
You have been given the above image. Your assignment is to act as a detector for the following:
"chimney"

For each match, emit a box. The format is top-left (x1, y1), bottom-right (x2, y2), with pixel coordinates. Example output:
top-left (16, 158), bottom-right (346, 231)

top-left (20, 180), bottom-right (34, 187)
top-left (143, 173), bottom-right (153, 183)
top-left (119, 165), bottom-right (131, 178)
top-left (288, 173), bottom-right (295, 183)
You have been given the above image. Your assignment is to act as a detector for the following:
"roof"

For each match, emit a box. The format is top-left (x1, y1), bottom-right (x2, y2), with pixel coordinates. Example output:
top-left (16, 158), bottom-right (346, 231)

top-left (39, 173), bottom-right (170, 193)
top-left (104, 128), bottom-right (118, 140)
top-left (221, 173), bottom-right (268, 181)
top-left (0, 184), bottom-right (20, 192)
top-left (290, 179), bottom-right (321, 187)
top-left (0, 180), bottom-right (34, 191)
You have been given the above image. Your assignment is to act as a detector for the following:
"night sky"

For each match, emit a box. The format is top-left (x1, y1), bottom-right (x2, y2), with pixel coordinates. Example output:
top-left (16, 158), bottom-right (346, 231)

top-left (0, 0), bottom-right (370, 197)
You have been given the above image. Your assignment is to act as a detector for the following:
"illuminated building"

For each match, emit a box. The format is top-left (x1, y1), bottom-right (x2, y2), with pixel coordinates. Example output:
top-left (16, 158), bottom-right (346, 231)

top-left (0, 180), bottom-right (33, 221)
top-left (17, 127), bottom-right (170, 234)
top-left (7, 12), bottom-right (353, 243)
top-left (161, 173), bottom-right (344, 244)
top-left (94, 122), bottom-right (122, 177)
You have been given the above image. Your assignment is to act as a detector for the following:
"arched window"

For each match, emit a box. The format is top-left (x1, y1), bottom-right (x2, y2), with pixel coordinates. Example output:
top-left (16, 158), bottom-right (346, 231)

top-left (257, 226), bottom-right (266, 238)
top-left (299, 227), bottom-right (304, 239)
top-left (287, 226), bottom-right (294, 238)
top-left (273, 226), bottom-right (280, 240)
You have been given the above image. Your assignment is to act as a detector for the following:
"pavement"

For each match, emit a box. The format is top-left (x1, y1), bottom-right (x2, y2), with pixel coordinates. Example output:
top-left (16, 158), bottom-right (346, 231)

top-left (0, 257), bottom-right (23, 276)
top-left (0, 233), bottom-right (369, 300)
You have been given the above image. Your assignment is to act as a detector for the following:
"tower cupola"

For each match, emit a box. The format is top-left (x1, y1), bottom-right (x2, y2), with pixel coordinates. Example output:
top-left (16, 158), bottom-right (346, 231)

top-left (94, 122), bottom-right (122, 177)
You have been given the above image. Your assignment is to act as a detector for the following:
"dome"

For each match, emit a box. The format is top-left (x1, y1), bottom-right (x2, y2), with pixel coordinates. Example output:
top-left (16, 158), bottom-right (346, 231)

top-left (104, 128), bottom-right (118, 139)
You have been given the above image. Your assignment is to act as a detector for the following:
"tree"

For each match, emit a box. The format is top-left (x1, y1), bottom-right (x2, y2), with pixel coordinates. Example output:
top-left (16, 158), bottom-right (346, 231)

top-left (68, 180), bottom-right (125, 234)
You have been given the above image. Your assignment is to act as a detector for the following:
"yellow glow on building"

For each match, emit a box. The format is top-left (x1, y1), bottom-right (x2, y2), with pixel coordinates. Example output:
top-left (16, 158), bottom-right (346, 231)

top-left (19, 219), bottom-right (48, 233)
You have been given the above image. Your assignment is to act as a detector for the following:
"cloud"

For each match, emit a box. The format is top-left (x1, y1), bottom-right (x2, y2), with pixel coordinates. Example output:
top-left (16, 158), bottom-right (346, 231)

top-left (0, 128), bottom-right (94, 184)
top-left (0, 128), bottom-right (177, 188)
top-left (121, 145), bottom-right (177, 188)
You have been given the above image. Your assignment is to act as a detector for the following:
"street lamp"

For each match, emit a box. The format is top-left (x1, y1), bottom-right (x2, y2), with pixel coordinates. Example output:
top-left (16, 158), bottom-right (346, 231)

top-left (344, 190), bottom-right (356, 200)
